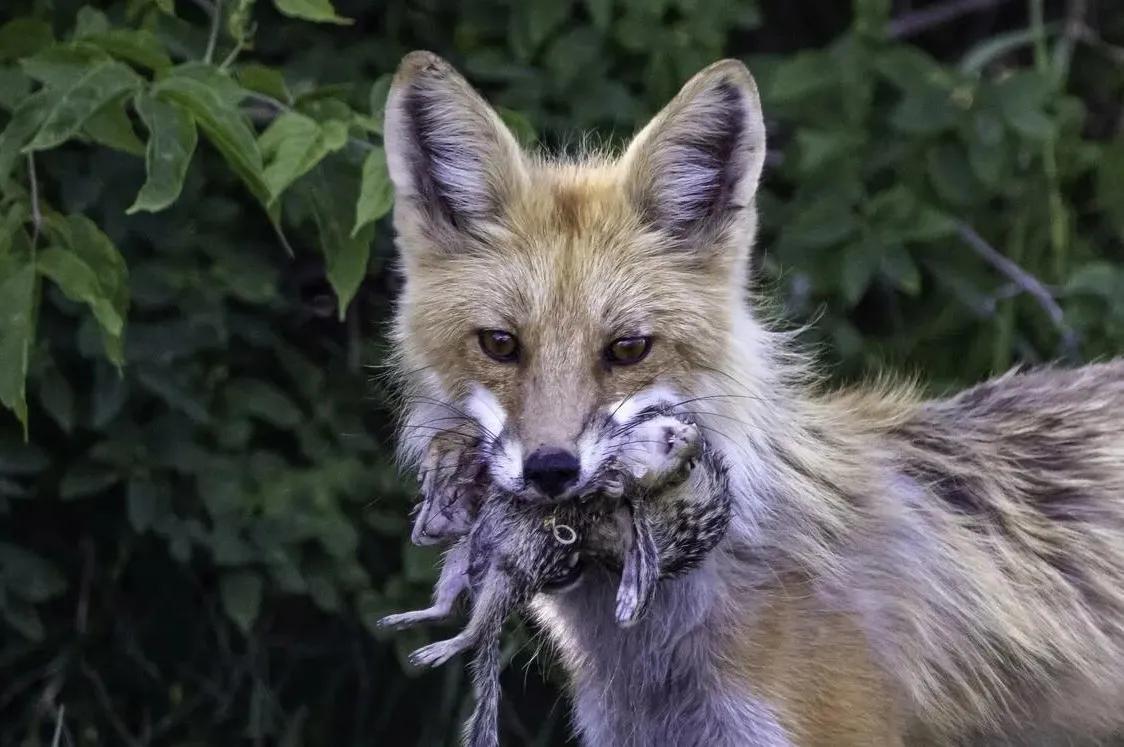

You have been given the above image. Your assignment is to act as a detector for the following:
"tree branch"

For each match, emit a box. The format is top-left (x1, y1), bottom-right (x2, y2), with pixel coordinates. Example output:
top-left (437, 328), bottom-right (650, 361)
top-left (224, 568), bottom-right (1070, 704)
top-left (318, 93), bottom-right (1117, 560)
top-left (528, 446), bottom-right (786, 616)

top-left (955, 222), bottom-right (1079, 357)
top-left (889, 0), bottom-right (1012, 39)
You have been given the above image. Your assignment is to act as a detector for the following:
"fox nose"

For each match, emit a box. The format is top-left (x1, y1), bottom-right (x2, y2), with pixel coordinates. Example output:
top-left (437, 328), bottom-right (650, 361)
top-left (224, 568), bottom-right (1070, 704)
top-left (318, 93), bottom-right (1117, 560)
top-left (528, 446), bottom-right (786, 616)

top-left (523, 448), bottom-right (580, 498)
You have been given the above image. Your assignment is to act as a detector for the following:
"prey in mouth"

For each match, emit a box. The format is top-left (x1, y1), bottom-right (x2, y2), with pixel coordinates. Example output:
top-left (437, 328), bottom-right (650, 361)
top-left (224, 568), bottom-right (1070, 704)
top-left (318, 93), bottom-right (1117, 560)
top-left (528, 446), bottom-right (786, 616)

top-left (380, 401), bottom-right (730, 747)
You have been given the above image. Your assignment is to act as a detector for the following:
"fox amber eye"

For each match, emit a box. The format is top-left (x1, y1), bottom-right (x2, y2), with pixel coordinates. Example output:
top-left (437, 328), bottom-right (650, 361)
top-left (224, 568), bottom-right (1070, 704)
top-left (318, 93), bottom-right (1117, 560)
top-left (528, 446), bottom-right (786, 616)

top-left (606, 336), bottom-right (652, 365)
top-left (478, 329), bottom-right (519, 362)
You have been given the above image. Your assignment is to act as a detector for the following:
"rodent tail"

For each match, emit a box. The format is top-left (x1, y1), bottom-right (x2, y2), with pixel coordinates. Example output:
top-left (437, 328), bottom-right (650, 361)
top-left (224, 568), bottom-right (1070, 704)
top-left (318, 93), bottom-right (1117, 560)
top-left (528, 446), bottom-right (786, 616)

top-left (463, 633), bottom-right (502, 747)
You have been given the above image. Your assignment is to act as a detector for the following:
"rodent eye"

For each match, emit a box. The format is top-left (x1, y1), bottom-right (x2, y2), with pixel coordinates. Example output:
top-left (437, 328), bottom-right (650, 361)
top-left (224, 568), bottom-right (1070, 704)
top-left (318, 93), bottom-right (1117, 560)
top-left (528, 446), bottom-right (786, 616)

top-left (605, 336), bottom-right (652, 366)
top-left (478, 329), bottom-right (519, 363)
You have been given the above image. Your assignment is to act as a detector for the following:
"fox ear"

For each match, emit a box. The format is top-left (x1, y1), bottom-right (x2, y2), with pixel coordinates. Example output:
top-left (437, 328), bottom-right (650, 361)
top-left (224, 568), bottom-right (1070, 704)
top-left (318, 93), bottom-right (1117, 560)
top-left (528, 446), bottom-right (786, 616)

top-left (384, 51), bottom-right (527, 240)
top-left (621, 60), bottom-right (766, 247)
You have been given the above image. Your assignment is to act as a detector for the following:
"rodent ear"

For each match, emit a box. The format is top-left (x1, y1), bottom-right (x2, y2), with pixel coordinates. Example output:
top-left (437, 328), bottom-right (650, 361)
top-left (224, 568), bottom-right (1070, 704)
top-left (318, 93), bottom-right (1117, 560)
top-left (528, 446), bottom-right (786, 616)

top-left (620, 59), bottom-right (766, 252)
top-left (384, 51), bottom-right (529, 247)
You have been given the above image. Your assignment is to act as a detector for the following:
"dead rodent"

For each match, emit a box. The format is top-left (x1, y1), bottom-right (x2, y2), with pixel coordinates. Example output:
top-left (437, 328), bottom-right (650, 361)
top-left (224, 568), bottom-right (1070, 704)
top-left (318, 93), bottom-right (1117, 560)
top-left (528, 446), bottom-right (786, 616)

top-left (380, 410), bottom-right (732, 747)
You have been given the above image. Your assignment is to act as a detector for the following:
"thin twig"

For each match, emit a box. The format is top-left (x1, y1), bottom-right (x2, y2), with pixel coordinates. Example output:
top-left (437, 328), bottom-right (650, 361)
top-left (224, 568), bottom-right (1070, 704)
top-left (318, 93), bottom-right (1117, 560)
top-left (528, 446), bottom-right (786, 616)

top-left (889, 0), bottom-right (1011, 38)
top-left (218, 38), bottom-right (245, 70)
top-left (50, 705), bottom-right (65, 747)
top-left (1074, 23), bottom-right (1124, 64)
top-left (956, 223), bottom-right (1079, 356)
top-left (203, 0), bottom-right (223, 64)
top-left (26, 154), bottom-right (42, 249)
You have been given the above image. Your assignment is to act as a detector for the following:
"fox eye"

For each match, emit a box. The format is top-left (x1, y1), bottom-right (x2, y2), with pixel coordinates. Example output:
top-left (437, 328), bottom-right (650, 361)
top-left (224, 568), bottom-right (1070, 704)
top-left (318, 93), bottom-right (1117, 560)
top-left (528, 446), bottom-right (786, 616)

top-left (478, 329), bottom-right (519, 362)
top-left (605, 336), bottom-right (652, 366)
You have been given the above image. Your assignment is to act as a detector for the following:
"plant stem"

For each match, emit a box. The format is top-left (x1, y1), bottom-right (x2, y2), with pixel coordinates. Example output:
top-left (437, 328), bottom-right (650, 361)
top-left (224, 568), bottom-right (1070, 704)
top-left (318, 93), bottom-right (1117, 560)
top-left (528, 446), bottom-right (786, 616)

top-left (26, 154), bottom-right (41, 253)
top-left (1029, 0), bottom-right (1069, 281)
top-left (203, 0), bottom-right (223, 64)
top-left (992, 211), bottom-right (1028, 372)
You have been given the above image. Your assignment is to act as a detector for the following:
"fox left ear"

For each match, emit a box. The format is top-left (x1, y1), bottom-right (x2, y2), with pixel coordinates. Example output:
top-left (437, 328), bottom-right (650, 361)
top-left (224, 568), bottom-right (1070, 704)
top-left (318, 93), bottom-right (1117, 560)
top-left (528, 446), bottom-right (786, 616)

top-left (621, 60), bottom-right (766, 250)
top-left (384, 51), bottom-right (528, 245)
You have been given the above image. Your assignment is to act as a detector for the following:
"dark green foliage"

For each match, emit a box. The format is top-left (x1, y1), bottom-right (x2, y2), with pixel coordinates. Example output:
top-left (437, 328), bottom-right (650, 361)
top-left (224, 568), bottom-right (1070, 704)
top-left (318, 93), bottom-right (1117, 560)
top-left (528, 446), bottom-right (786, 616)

top-left (0, 0), bottom-right (1121, 744)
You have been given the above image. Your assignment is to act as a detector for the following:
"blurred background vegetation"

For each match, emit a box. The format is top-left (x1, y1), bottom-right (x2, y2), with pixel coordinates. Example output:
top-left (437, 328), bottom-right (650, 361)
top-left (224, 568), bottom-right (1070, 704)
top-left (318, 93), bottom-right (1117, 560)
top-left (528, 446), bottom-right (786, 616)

top-left (1, 0), bottom-right (1122, 744)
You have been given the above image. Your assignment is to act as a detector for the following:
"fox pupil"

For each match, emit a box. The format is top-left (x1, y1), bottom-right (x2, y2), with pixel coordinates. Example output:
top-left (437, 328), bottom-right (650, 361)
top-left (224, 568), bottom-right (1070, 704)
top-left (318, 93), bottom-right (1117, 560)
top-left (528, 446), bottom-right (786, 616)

top-left (478, 329), bottom-right (519, 362)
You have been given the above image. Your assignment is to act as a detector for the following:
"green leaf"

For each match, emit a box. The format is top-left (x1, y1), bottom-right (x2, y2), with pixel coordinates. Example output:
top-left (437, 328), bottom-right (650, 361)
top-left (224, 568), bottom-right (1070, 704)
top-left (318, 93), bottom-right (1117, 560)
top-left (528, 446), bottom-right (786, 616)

top-left (765, 51), bottom-right (836, 105)
top-left (272, 0), bottom-right (354, 25)
top-left (0, 19), bottom-right (54, 62)
top-left (153, 72), bottom-right (270, 210)
top-left (881, 245), bottom-right (922, 295)
top-left (0, 67), bottom-right (32, 112)
top-left (366, 73), bottom-right (393, 134)
top-left (37, 366), bottom-right (76, 433)
top-left (224, 379), bottom-right (303, 428)
top-left (19, 43), bottom-right (110, 88)
top-left (59, 463), bottom-right (119, 499)
top-left (0, 543), bottom-right (67, 603)
top-left (0, 90), bottom-right (51, 184)
top-left (23, 60), bottom-right (143, 152)
top-left (42, 215), bottom-right (129, 366)
top-left (127, 479), bottom-right (169, 532)
top-left (162, 63), bottom-right (247, 108)
top-left (841, 243), bottom-right (877, 306)
top-left (310, 180), bottom-right (371, 319)
top-left (84, 29), bottom-right (173, 72)
top-left (510, 0), bottom-right (572, 61)
top-left (927, 144), bottom-right (983, 207)
top-left (352, 146), bottom-right (393, 237)
top-left (228, 0), bottom-right (259, 43)
top-left (889, 89), bottom-right (957, 135)
top-left (994, 71), bottom-right (1053, 139)
top-left (220, 570), bottom-right (263, 633)
top-left (83, 96), bottom-right (146, 156)
top-left (37, 246), bottom-right (124, 336)
top-left (73, 7), bottom-right (111, 38)
top-left (237, 63), bottom-right (291, 104)
top-left (128, 93), bottom-right (198, 214)
top-left (3, 599), bottom-right (44, 641)
top-left (498, 107), bottom-right (536, 148)
top-left (259, 112), bottom-right (345, 202)
top-left (584, 0), bottom-right (613, 31)
top-left (0, 223), bottom-right (37, 436)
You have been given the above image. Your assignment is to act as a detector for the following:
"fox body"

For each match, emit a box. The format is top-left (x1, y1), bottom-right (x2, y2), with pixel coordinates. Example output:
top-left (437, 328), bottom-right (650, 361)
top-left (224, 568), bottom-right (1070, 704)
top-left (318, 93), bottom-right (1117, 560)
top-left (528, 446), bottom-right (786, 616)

top-left (385, 50), bottom-right (1124, 746)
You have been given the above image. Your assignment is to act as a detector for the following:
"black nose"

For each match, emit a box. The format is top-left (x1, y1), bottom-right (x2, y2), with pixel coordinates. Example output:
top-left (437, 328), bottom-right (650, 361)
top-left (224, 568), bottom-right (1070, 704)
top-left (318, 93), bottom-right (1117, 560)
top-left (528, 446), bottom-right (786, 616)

top-left (523, 448), bottom-right (580, 498)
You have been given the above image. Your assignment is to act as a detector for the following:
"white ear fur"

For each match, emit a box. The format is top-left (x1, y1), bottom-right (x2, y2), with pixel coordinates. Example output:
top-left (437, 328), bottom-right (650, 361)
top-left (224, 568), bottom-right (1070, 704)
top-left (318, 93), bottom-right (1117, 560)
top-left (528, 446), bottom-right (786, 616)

top-left (384, 51), bottom-right (528, 235)
top-left (621, 59), bottom-right (766, 244)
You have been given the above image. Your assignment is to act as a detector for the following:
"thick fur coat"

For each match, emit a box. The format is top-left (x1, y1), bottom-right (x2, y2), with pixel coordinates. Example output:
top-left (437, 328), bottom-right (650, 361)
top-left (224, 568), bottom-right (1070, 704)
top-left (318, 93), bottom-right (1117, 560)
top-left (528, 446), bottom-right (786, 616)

top-left (383, 50), bottom-right (1124, 745)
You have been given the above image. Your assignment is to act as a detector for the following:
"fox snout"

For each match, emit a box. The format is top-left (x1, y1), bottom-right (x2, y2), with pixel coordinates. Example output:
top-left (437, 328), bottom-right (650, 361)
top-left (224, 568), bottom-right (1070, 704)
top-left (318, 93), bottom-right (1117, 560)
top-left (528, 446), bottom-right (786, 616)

top-left (467, 384), bottom-right (691, 504)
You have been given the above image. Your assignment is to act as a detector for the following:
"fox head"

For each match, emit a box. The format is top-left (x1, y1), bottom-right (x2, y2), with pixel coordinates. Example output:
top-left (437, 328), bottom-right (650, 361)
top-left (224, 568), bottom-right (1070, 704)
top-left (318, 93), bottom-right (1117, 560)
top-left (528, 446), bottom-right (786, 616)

top-left (386, 51), bottom-right (768, 503)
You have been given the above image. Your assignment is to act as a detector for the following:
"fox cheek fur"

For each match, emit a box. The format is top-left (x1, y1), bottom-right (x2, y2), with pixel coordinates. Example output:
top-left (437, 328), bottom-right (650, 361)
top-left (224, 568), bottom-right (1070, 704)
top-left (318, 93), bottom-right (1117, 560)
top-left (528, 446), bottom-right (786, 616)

top-left (386, 50), bottom-right (1124, 746)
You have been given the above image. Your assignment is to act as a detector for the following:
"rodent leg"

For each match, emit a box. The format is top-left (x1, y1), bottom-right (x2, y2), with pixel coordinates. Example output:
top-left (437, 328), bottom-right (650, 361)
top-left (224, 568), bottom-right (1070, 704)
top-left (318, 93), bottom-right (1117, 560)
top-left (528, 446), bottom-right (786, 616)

top-left (409, 569), bottom-right (514, 669)
top-left (615, 501), bottom-right (660, 627)
top-left (379, 539), bottom-right (470, 630)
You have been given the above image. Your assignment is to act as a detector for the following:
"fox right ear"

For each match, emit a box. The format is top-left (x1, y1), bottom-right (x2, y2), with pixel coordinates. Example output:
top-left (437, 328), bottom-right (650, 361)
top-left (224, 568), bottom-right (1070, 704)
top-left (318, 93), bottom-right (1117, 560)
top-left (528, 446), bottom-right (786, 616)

top-left (384, 51), bottom-right (527, 244)
top-left (621, 59), bottom-right (766, 252)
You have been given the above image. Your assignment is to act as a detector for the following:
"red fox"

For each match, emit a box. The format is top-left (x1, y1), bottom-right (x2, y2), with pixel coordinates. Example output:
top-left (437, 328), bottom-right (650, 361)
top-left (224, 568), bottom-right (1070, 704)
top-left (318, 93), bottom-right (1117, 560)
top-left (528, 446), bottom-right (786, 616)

top-left (384, 50), bottom-right (1124, 745)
